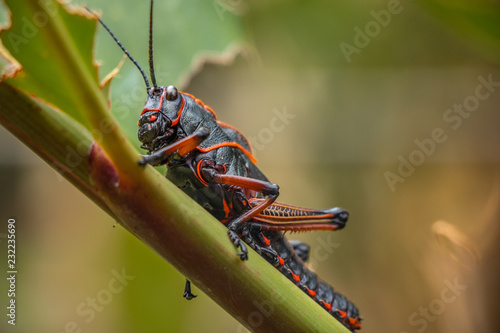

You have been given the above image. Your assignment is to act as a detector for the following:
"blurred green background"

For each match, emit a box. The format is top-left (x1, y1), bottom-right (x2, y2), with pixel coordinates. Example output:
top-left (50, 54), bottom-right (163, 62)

top-left (1, 0), bottom-right (499, 332)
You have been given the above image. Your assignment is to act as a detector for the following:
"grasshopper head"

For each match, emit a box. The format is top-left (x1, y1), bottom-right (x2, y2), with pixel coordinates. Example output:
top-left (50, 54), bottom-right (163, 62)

top-left (137, 85), bottom-right (182, 152)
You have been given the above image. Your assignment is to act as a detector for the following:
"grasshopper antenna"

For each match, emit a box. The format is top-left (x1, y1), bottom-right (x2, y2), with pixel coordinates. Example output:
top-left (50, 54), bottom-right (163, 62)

top-left (85, 7), bottom-right (151, 90)
top-left (148, 0), bottom-right (158, 90)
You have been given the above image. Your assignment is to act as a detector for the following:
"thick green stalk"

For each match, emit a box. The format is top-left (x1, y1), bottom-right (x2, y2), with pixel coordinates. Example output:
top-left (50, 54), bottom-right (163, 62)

top-left (23, 0), bottom-right (141, 174)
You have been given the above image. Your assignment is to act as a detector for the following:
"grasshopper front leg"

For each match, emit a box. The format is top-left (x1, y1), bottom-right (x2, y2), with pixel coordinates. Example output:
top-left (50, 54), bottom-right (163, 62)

top-left (139, 127), bottom-right (210, 166)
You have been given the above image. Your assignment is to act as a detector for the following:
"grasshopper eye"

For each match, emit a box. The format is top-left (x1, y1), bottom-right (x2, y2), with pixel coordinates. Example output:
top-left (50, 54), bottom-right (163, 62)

top-left (166, 85), bottom-right (178, 101)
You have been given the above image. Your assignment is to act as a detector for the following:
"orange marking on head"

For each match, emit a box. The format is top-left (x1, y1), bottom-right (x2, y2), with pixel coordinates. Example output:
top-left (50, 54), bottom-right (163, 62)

top-left (170, 97), bottom-right (185, 126)
top-left (141, 87), bottom-right (166, 115)
top-left (140, 87), bottom-right (185, 127)
top-left (278, 256), bottom-right (285, 266)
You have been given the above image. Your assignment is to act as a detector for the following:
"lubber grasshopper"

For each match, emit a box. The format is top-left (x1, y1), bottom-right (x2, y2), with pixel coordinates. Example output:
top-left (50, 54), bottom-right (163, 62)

top-left (89, 0), bottom-right (361, 331)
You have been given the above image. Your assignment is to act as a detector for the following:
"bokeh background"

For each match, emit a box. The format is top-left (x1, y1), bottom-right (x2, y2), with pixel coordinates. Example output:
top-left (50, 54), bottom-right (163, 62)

top-left (1, 0), bottom-right (499, 332)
